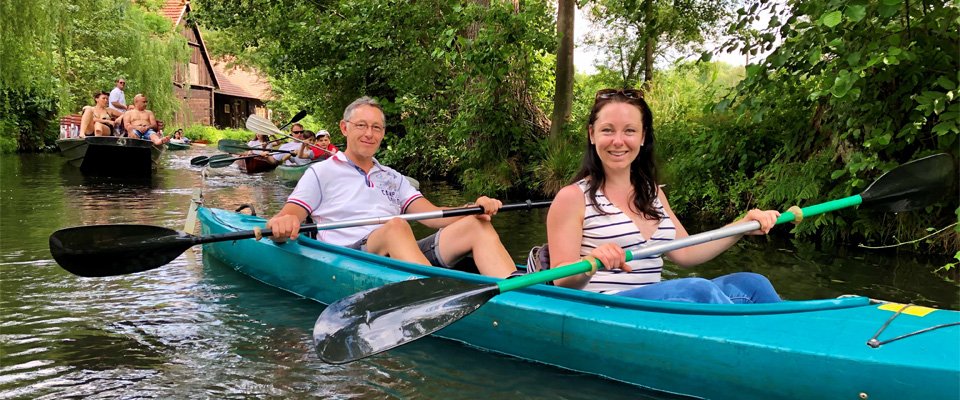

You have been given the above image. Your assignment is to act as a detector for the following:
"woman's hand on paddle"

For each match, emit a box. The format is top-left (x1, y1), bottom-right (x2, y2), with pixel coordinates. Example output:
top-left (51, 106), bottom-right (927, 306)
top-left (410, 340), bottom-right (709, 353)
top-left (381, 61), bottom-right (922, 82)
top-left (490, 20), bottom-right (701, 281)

top-left (589, 243), bottom-right (629, 271)
top-left (739, 209), bottom-right (781, 235)
top-left (471, 196), bottom-right (502, 221)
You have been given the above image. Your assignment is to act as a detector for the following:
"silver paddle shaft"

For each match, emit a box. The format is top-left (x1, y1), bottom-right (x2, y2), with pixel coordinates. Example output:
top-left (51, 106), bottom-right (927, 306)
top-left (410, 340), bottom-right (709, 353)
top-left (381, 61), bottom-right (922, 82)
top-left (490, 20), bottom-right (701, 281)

top-left (628, 221), bottom-right (761, 261)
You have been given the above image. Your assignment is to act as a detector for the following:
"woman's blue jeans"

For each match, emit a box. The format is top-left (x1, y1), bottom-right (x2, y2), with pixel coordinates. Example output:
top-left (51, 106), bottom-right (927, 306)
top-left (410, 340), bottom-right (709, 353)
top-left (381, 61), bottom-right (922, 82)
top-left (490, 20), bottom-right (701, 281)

top-left (615, 272), bottom-right (781, 304)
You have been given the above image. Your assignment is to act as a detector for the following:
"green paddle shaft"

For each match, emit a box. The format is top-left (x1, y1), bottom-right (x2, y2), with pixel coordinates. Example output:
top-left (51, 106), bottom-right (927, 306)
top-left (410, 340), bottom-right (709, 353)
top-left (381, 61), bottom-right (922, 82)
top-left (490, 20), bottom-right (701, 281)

top-left (498, 194), bottom-right (864, 293)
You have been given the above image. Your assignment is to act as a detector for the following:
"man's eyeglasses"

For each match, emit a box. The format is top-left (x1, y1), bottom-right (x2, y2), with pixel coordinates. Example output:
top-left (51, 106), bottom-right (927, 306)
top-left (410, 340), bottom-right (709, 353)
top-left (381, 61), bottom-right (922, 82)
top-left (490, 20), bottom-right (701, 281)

top-left (292, 130), bottom-right (304, 134)
top-left (595, 88), bottom-right (643, 101)
top-left (346, 121), bottom-right (385, 134)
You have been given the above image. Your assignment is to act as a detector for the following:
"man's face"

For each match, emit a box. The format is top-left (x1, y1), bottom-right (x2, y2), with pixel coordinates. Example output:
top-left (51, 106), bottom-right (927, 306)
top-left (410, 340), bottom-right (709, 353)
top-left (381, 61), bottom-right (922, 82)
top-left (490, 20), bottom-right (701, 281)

top-left (117, 80), bottom-right (126, 89)
top-left (134, 96), bottom-right (147, 110)
top-left (340, 105), bottom-right (385, 159)
top-left (291, 125), bottom-right (305, 141)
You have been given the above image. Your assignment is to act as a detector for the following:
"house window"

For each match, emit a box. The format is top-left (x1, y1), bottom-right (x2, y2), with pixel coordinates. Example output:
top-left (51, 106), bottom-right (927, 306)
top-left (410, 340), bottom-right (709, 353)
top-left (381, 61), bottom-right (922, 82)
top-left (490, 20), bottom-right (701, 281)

top-left (189, 63), bottom-right (200, 85)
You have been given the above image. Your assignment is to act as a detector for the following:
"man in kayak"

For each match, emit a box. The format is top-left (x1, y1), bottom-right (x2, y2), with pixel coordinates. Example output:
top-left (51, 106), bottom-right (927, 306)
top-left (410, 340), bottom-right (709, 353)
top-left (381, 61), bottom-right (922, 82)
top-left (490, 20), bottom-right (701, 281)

top-left (268, 123), bottom-right (306, 165)
top-left (266, 96), bottom-right (519, 279)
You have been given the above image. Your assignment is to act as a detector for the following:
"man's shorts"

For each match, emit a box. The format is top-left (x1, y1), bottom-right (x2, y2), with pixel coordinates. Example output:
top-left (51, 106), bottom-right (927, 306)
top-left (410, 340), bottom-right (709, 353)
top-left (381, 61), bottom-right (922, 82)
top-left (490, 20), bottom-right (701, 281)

top-left (134, 128), bottom-right (158, 140)
top-left (346, 229), bottom-right (461, 269)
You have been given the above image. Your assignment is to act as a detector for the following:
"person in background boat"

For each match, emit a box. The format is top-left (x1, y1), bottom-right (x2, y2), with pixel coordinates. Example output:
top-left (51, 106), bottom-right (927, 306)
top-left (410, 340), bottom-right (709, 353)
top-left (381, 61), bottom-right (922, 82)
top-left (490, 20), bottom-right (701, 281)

top-left (78, 91), bottom-right (118, 137)
top-left (120, 94), bottom-right (169, 145)
top-left (170, 129), bottom-right (190, 144)
top-left (536, 88), bottom-right (782, 304)
top-left (246, 132), bottom-right (273, 149)
top-left (108, 78), bottom-right (129, 113)
top-left (286, 130), bottom-right (319, 166)
top-left (268, 123), bottom-right (306, 165)
top-left (266, 96), bottom-right (519, 279)
top-left (314, 129), bottom-right (338, 159)
top-left (294, 130), bottom-right (336, 162)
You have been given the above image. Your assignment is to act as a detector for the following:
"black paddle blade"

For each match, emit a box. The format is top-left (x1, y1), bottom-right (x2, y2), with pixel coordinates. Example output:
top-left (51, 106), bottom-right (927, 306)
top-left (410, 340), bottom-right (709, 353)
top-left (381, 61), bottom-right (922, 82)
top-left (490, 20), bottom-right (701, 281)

top-left (290, 110), bottom-right (307, 124)
top-left (49, 225), bottom-right (196, 277)
top-left (314, 277), bottom-right (499, 364)
top-left (189, 155), bottom-right (209, 166)
top-left (861, 153), bottom-right (955, 212)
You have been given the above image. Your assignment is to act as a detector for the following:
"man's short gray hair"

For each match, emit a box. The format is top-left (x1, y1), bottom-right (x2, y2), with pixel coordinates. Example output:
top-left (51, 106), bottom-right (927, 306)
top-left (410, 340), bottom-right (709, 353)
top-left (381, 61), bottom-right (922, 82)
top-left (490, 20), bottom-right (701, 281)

top-left (343, 96), bottom-right (383, 121)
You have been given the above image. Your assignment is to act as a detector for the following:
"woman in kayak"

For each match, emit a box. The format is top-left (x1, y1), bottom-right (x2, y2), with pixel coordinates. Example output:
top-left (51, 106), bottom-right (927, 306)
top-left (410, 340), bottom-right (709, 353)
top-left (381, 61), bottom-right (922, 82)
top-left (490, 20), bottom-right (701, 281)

top-left (535, 88), bottom-right (782, 304)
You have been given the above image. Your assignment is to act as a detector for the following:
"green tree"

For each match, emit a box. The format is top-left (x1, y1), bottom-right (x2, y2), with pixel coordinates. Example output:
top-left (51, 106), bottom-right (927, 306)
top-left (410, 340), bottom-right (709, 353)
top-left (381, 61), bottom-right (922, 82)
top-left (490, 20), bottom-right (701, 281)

top-left (195, 0), bottom-right (555, 194)
top-left (714, 0), bottom-right (959, 250)
top-left (584, 0), bottom-right (734, 88)
top-left (0, 0), bottom-right (188, 152)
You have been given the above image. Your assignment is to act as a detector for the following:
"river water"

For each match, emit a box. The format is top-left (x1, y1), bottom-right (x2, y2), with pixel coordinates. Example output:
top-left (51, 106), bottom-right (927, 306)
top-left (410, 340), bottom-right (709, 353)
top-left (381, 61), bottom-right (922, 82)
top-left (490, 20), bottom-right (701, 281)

top-left (1, 150), bottom-right (957, 399)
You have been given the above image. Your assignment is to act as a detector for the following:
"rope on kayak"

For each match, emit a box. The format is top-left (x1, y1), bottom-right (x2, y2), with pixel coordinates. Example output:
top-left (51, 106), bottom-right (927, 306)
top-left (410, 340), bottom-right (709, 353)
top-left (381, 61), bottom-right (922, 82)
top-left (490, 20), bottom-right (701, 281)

top-left (867, 303), bottom-right (960, 348)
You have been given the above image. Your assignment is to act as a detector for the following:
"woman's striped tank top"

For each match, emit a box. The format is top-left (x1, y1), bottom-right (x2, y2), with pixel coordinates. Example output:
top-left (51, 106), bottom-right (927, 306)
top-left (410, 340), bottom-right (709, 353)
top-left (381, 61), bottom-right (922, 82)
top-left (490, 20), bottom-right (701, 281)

top-left (577, 179), bottom-right (676, 294)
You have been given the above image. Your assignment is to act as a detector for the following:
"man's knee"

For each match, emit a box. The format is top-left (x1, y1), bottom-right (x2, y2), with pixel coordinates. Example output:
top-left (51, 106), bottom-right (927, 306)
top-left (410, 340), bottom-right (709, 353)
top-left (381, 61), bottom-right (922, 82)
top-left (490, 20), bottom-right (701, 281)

top-left (382, 217), bottom-right (414, 235)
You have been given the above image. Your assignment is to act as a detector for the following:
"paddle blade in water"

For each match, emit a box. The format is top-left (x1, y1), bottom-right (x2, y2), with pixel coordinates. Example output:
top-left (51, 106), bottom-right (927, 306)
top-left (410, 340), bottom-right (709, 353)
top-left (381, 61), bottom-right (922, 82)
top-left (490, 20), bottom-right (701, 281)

top-left (314, 277), bottom-right (499, 364)
top-left (860, 153), bottom-right (955, 212)
top-left (217, 139), bottom-right (248, 154)
top-left (49, 225), bottom-right (195, 277)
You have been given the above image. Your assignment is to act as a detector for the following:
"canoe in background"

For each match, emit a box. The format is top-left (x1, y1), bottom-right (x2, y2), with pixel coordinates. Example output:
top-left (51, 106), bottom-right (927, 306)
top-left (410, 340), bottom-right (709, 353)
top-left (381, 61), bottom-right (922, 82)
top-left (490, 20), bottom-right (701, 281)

top-left (276, 162), bottom-right (318, 185)
top-left (236, 155), bottom-right (277, 174)
top-left (166, 141), bottom-right (191, 150)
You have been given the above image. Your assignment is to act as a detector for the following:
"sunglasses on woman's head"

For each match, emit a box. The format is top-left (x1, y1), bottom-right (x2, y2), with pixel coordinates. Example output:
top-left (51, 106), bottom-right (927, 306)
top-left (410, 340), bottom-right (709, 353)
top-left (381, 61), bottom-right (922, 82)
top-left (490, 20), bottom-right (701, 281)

top-left (595, 88), bottom-right (644, 100)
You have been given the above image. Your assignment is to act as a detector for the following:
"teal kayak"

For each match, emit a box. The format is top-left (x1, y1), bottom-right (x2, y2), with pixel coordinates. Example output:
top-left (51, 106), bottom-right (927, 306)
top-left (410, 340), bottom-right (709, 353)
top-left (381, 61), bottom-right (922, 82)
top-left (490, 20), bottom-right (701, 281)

top-left (198, 207), bottom-right (960, 400)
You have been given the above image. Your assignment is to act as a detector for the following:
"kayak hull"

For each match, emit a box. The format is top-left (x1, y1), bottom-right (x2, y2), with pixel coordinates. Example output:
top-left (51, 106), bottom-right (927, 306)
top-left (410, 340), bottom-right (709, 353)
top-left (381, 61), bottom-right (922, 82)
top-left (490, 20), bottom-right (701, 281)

top-left (276, 162), bottom-right (314, 185)
top-left (236, 155), bottom-right (277, 174)
top-left (56, 136), bottom-right (163, 177)
top-left (198, 207), bottom-right (960, 400)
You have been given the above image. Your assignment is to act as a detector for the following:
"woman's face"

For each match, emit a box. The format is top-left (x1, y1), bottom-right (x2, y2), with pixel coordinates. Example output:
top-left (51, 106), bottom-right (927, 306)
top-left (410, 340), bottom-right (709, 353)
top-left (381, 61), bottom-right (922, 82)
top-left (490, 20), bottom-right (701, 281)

top-left (95, 94), bottom-right (108, 106)
top-left (588, 102), bottom-right (644, 172)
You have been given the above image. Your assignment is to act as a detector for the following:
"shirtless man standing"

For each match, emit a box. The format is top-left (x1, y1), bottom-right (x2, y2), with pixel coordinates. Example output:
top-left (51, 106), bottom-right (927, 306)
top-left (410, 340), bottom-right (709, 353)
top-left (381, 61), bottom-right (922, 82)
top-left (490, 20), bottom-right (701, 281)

top-left (121, 94), bottom-right (168, 145)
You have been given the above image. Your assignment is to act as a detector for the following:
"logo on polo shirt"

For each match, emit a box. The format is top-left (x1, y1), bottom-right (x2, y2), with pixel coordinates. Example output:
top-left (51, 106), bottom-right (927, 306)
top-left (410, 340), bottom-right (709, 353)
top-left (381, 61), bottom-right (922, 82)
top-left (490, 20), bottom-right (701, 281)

top-left (369, 170), bottom-right (402, 205)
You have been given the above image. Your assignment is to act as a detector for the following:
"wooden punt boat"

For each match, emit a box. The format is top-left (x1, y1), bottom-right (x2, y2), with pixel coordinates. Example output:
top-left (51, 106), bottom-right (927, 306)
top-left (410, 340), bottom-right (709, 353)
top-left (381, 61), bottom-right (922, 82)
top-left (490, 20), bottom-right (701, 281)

top-left (198, 207), bottom-right (960, 400)
top-left (55, 136), bottom-right (163, 177)
top-left (236, 155), bottom-right (277, 174)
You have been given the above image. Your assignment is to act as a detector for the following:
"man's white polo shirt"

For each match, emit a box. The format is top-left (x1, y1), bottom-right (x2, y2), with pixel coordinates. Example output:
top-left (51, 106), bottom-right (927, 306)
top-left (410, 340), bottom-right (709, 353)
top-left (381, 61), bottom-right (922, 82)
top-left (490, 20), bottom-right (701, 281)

top-left (286, 151), bottom-right (423, 246)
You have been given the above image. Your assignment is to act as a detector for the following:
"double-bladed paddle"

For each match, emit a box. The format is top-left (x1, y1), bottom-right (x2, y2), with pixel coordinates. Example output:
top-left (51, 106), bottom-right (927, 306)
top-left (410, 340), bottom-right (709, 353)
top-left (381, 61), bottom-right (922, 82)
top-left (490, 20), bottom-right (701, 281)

top-left (217, 139), bottom-right (297, 155)
top-left (48, 200), bottom-right (552, 278)
top-left (312, 153), bottom-right (956, 364)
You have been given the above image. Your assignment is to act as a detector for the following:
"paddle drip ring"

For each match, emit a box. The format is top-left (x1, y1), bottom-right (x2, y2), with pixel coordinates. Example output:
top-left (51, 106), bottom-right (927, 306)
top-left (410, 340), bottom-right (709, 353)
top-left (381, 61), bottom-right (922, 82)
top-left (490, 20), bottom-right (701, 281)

top-left (582, 256), bottom-right (600, 276)
top-left (786, 206), bottom-right (803, 224)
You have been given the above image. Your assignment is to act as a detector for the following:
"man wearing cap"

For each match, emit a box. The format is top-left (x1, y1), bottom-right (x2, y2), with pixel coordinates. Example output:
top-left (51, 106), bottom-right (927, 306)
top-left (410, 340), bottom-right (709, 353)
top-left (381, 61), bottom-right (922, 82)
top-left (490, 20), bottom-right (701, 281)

top-left (266, 96), bottom-right (519, 279)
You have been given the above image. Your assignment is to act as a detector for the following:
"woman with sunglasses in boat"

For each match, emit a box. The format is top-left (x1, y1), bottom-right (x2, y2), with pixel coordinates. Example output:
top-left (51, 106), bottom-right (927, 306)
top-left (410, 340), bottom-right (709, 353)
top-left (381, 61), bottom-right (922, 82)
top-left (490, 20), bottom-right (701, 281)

top-left (536, 88), bottom-right (782, 304)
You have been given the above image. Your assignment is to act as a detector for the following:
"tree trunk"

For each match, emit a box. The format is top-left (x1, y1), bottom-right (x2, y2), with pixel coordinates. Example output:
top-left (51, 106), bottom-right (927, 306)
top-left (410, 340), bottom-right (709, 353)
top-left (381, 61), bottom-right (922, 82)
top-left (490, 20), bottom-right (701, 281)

top-left (550, 0), bottom-right (575, 139)
top-left (642, 0), bottom-right (655, 89)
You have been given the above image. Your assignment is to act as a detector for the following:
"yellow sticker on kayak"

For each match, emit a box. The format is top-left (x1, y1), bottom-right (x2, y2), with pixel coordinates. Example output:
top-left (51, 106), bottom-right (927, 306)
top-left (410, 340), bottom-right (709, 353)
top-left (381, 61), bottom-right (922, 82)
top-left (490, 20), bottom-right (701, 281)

top-left (878, 303), bottom-right (937, 317)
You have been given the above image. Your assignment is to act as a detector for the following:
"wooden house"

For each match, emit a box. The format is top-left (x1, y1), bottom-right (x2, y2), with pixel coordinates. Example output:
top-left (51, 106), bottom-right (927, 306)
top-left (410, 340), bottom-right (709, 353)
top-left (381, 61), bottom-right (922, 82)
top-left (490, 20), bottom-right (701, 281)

top-left (160, 0), bottom-right (272, 129)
